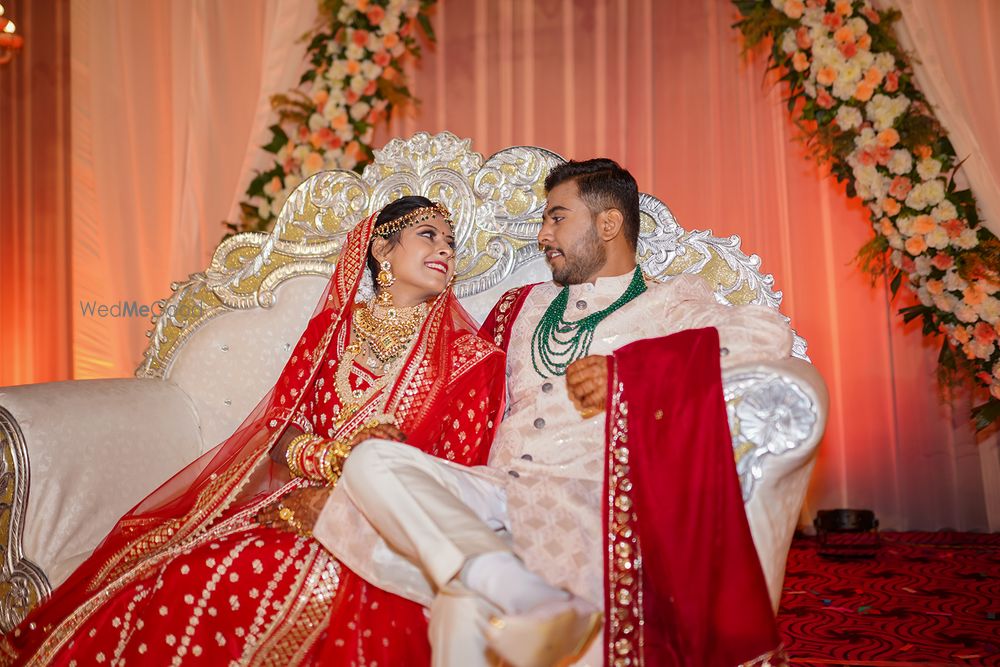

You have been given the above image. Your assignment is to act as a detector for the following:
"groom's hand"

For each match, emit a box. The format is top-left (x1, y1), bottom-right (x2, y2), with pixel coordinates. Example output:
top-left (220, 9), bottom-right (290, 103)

top-left (566, 355), bottom-right (608, 418)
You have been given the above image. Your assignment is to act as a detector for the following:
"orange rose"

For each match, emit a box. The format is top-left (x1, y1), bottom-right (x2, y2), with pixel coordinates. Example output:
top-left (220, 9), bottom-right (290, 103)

top-left (373, 50), bottom-right (392, 67)
top-left (366, 6), bottom-right (386, 24)
top-left (858, 34), bottom-right (872, 50)
top-left (888, 176), bottom-right (912, 200)
top-left (792, 51), bottom-right (809, 72)
top-left (973, 322), bottom-right (997, 344)
top-left (926, 280), bottom-right (945, 296)
top-left (835, 0), bottom-right (852, 16)
top-left (364, 80), bottom-right (378, 96)
top-left (964, 285), bottom-right (986, 306)
top-left (817, 67), bottom-right (837, 86)
top-left (912, 215), bottom-right (936, 235)
top-left (346, 60), bottom-right (361, 75)
top-left (915, 145), bottom-right (932, 160)
top-left (331, 113), bottom-right (349, 130)
top-left (796, 27), bottom-right (812, 49)
top-left (816, 88), bottom-right (834, 109)
top-left (882, 198), bottom-right (901, 216)
top-left (834, 26), bottom-right (855, 45)
top-left (312, 89), bottom-right (329, 109)
top-left (952, 326), bottom-right (971, 344)
top-left (863, 66), bottom-right (882, 86)
top-left (352, 29), bottom-right (369, 47)
top-left (784, 0), bottom-right (805, 19)
top-left (905, 235), bottom-right (928, 255)
top-left (879, 217), bottom-right (896, 236)
top-left (854, 82), bottom-right (875, 102)
top-left (941, 219), bottom-right (964, 238)
top-left (877, 128), bottom-right (900, 148)
top-left (931, 253), bottom-right (954, 271)
top-left (383, 32), bottom-right (400, 49)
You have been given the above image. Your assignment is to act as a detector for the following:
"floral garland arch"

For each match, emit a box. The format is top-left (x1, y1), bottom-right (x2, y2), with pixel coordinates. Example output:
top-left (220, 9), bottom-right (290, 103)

top-left (734, 0), bottom-right (1000, 428)
top-left (229, 0), bottom-right (437, 235)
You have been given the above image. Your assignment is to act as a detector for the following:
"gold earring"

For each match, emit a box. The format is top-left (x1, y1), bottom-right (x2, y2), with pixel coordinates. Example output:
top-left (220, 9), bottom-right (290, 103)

top-left (376, 260), bottom-right (395, 289)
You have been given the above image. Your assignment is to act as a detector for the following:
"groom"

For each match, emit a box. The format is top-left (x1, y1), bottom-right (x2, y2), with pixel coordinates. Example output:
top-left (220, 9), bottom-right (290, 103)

top-left (313, 158), bottom-right (792, 666)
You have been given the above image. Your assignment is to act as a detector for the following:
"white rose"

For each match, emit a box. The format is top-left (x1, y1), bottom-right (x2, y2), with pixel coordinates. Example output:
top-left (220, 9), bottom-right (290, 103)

top-left (905, 186), bottom-right (928, 210)
top-left (257, 201), bottom-right (271, 219)
top-left (329, 60), bottom-right (349, 81)
top-left (361, 61), bottom-right (382, 80)
top-left (771, 0), bottom-right (786, 9)
top-left (994, 360), bottom-right (1000, 379)
top-left (350, 101), bottom-right (371, 121)
top-left (887, 232), bottom-right (904, 250)
top-left (346, 43), bottom-right (365, 61)
top-left (917, 285), bottom-right (933, 307)
top-left (875, 52), bottom-right (895, 73)
top-left (896, 216), bottom-right (915, 236)
top-left (292, 144), bottom-right (311, 161)
top-left (917, 158), bottom-right (942, 181)
top-left (840, 60), bottom-right (863, 84)
top-left (933, 292), bottom-right (957, 313)
top-left (832, 78), bottom-right (856, 101)
top-left (383, 14), bottom-right (401, 34)
top-left (848, 17), bottom-right (868, 37)
top-left (887, 149), bottom-right (913, 175)
top-left (366, 33), bottom-right (384, 53)
top-left (350, 75), bottom-right (368, 94)
top-left (285, 174), bottom-right (302, 191)
top-left (955, 303), bottom-right (979, 323)
top-left (977, 296), bottom-right (1000, 325)
top-left (914, 255), bottom-right (932, 276)
top-left (926, 227), bottom-right (950, 250)
top-left (931, 201), bottom-right (958, 222)
top-left (337, 6), bottom-right (353, 22)
top-left (804, 81), bottom-right (817, 98)
top-left (308, 112), bottom-right (325, 131)
top-left (943, 269), bottom-right (968, 292)
top-left (954, 228), bottom-right (979, 250)
top-left (836, 106), bottom-right (863, 131)
top-left (969, 340), bottom-right (997, 360)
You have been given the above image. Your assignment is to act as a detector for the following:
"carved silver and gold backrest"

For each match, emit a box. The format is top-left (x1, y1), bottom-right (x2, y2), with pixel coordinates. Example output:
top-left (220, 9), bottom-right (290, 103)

top-left (138, 131), bottom-right (807, 450)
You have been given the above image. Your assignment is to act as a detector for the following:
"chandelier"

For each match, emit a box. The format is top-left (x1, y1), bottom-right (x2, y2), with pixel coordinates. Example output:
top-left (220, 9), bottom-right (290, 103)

top-left (0, 3), bottom-right (23, 65)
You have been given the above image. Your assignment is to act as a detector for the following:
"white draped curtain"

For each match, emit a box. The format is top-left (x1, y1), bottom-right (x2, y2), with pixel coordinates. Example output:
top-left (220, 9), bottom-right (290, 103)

top-left (4, 0), bottom-right (998, 530)
top-left (69, 0), bottom-right (317, 378)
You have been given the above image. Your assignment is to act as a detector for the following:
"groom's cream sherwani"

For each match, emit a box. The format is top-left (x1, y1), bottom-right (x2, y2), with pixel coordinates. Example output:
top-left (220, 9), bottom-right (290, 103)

top-left (313, 272), bottom-right (792, 662)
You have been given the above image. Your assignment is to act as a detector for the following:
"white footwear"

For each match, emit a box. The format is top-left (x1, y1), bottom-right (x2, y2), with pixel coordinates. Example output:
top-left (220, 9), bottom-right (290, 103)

top-left (485, 595), bottom-right (603, 667)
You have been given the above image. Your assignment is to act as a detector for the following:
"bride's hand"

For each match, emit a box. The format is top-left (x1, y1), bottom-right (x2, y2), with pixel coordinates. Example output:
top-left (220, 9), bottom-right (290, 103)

top-left (347, 423), bottom-right (407, 447)
top-left (258, 486), bottom-right (334, 536)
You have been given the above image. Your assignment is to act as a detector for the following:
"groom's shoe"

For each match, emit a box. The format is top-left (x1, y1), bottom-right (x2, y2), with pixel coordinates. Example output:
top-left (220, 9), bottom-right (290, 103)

top-left (485, 594), bottom-right (603, 667)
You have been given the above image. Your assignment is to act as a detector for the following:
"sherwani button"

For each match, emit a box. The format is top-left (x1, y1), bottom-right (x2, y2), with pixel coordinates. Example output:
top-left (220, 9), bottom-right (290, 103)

top-left (575, 300), bottom-right (587, 310)
top-left (533, 418), bottom-right (546, 429)
top-left (521, 454), bottom-right (533, 461)
top-left (541, 382), bottom-right (553, 393)
top-left (508, 470), bottom-right (520, 478)
top-left (720, 347), bottom-right (730, 356)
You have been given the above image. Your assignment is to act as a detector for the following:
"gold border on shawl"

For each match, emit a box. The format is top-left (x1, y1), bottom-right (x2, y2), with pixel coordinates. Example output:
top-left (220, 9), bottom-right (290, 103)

top-left (605, 371), bottom-right (645, 667)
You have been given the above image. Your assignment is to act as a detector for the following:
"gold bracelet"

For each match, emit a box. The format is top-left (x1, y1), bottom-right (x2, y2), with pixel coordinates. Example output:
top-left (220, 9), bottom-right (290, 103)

top-left (322, 439), bottom-right (355, 485)
top-left (285, 433), bottom-right (321, 478)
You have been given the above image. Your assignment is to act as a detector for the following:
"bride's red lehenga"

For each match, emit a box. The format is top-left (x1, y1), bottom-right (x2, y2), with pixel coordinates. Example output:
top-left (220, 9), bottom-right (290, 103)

top-left (3, 213), bottom-right (505, 666)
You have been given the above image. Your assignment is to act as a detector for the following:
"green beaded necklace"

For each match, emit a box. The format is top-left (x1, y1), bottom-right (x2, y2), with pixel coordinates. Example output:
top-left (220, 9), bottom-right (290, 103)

top-left (531, 265), bottom-right (647, 378)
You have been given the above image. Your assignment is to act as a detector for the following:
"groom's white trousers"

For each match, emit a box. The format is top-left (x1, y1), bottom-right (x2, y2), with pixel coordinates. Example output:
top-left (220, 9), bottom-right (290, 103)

top-left (339, 438), bottom-right (511, 666)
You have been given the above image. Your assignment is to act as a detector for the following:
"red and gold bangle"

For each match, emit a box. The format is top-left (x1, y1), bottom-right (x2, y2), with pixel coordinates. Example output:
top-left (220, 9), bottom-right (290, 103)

top-left (322, 439), bottom-right (354, 485)
top-left (285, 433), bottom-right (322, 478)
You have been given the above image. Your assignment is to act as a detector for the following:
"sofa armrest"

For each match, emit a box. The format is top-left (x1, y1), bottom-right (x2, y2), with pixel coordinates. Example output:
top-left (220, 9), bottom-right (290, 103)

top-left (0, 378), bottom-right (204, 626)
top-left (723, 358), bottom-right (828, 611)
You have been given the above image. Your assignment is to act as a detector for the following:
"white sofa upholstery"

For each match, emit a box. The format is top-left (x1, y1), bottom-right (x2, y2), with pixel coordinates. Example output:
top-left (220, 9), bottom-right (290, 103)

top-left (0, 132), bottom-right (827, 630)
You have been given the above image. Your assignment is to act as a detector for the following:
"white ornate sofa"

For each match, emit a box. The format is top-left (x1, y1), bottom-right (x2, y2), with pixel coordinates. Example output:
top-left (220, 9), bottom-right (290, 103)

top-left (0, 132), bottom-right (827, 631)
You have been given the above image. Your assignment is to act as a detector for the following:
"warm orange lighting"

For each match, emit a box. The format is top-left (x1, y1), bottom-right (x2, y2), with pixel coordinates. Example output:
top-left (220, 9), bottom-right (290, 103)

top-left (0, 2), bottom-right (22, 65)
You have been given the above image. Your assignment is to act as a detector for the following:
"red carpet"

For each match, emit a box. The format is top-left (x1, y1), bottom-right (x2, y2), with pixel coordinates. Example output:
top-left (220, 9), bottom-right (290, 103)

top-left (777, 532), bottom-right (1000, 666)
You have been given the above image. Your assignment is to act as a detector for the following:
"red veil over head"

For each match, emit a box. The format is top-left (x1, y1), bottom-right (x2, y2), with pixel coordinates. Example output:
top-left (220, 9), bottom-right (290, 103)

top-left (8, 208), bottom-right (488, 658)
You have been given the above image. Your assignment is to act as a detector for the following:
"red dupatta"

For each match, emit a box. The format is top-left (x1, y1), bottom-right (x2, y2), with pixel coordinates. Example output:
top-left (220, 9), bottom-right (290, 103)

top-left (6, 210), bottom-right (497, 661)
top-left (605, 328), bottom-right (783, 666)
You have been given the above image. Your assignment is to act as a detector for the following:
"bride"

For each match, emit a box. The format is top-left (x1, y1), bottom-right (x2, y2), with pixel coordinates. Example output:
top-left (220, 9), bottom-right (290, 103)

top-left (3, 197), bottom-right (506, 666)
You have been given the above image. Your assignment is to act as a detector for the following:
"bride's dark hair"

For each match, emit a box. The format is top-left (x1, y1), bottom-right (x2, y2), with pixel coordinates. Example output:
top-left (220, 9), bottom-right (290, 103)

top-left (366, 195), bottom-right (436, 284)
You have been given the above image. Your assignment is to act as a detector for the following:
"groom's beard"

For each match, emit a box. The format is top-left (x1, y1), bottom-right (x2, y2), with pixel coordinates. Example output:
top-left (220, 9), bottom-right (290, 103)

top-left (547, 223), bottom-right (607, 286)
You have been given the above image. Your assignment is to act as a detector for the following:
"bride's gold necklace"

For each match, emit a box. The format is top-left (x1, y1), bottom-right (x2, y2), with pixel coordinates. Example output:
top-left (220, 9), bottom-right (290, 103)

top-left (352, 293), bottom-right (427, 365)
top-left (332, 294), bottom-right (427, 429)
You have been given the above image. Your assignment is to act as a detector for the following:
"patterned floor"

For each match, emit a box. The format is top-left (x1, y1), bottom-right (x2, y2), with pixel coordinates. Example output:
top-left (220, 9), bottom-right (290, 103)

top-left (778, 532), bottom-right (1000, 667)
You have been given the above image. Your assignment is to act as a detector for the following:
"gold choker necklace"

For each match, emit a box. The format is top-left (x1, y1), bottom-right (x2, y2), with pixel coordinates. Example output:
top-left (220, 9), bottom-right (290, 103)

top-left (353, 296), bottom-right (427, 365)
